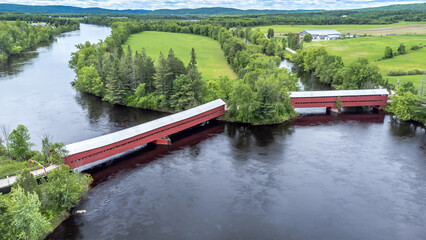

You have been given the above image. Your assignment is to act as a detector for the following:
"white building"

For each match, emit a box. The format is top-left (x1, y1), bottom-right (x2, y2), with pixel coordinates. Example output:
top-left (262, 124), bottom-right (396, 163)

top-left (299, 30), bottom-right (342, 41)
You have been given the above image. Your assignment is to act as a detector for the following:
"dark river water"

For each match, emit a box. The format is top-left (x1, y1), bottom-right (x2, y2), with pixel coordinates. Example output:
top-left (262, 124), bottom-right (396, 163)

top-left (1, 25), bottom-right (425, 240)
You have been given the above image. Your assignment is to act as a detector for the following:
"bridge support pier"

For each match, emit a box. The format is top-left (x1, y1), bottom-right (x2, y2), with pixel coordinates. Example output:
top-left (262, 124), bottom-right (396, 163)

top-left (154, 136), bottom-right (171, 145)
top-left (326, 107), bottom-right (341, 114)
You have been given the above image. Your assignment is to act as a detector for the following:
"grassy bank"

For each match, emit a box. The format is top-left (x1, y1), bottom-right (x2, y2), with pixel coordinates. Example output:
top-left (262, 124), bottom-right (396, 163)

top-left (122, 31), bottom-right (237, 81)
top-left (306, 34), bottom-right (426, 90)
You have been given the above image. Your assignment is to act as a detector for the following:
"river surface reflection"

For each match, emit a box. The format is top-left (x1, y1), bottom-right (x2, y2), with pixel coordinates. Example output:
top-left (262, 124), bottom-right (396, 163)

top-left (0, 25), bottom-right (424, 240)
top-left (0, 24), bottom-right (166, 148)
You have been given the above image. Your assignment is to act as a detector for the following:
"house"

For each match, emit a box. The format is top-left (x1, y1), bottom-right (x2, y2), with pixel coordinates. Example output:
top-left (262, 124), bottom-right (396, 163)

top-left (299, 30), bottom-right (342, 41)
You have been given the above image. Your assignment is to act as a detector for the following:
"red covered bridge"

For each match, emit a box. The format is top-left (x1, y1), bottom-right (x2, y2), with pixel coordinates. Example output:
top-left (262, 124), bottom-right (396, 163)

top-left (289, 89), bottom-right (389, 109)
top-left (64, 99), bottom-right (226, 169)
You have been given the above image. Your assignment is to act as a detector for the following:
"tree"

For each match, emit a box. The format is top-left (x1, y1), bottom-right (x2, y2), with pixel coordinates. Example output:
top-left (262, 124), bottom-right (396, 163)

top-left (397, 43), bottom-right (406, 55)
top-left (43, 165), bottom-right (92, 211)
top-left (341, 58), bottom-right (383, 89)
top-left (134, 49), bottom-right (156, 93)
top-left (189, 48), bottom-right (197, 67)
top-left (314, 54), bottom-right (344, 85)
top-left (400, 81), bottom-right (418, 95)
top-left (166, 48), bottom-right (186, 79)
top-left (6, 186), bottom-right (50, 240)
top-left (15, 169), bottom-right (38, 194)
top-left (265, 40), bottom-right (276, 56)
top-left (103, 54), bottom-right (126, 104)
top-left (154, 52), bottom-right (173, 103)
top-left (267, 28), bottom-right (274, 39)
top-left (281, 37), bottom-right (287, 49)
top-left (287, 32), bottom-right (300, 50)
top-left (8, 125), bottom-right (33, 161)
top-left (75, 65), bottom-right (104, 97)
top-left (303, 33), bottom-right (313, 43)
top-left (384, 46), bottom-right (393, 59)
top-left (387, 91), bottom-right (416, 121)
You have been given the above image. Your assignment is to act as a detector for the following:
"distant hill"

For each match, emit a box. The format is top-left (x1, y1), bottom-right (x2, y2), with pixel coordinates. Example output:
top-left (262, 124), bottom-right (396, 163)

top-left (0, 4), bottom-right (148, 14)
top-left (147, 7), bottom-right (309, 15)
top-left (358, 3), bottom-right (426, 11)
top-left (0, 3), bottom-right (424, 15)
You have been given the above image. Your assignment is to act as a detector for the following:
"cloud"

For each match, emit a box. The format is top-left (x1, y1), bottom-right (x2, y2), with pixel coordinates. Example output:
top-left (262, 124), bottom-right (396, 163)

top-left (0, 0), bottom-right (423, 10)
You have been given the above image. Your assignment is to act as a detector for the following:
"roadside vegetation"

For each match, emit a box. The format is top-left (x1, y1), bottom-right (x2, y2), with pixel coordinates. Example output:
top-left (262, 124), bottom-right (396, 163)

top-left (123, 31), bottom-right (236, 80)
top-left (0, 16), bottom-right (79, 61)
top-left (0, 125), bottom-right (92, 240)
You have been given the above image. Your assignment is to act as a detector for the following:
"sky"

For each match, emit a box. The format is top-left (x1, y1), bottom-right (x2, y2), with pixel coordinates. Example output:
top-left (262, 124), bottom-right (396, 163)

top-left (0, 0), bottom-right (424, 10)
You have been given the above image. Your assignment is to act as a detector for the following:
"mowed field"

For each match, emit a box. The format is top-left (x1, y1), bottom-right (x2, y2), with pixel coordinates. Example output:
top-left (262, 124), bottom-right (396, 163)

top-left (123, 31), bottom-right (236, 80)
top-left (306, 34), bottom-right (426, 89)
top-left (255, 22), bottom-right (426, 36)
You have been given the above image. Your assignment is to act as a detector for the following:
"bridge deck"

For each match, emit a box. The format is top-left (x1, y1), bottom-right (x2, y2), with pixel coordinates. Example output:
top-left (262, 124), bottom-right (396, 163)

top-left (65, 99), bottom-right (226, 169)
top-left (289, 89), bottom-right (389, 109)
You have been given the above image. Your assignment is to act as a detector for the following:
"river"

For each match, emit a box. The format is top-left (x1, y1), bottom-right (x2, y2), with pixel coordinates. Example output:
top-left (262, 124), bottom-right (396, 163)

top-left (1, 25), bottom-right (425, 240)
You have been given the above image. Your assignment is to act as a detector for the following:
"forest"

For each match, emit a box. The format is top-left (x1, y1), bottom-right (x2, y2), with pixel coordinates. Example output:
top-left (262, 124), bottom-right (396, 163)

top-left (70, 20), bottom-right (299, 124)
top-left (0, 15), bottom-right (79, 61)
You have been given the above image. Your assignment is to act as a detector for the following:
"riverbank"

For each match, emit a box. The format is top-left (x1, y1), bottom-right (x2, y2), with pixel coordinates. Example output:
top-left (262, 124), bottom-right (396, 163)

top-left (0, 20), bottom-right (79, 62)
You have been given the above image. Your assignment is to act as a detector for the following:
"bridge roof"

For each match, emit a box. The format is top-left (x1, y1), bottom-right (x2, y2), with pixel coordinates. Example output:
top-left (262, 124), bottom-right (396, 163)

top-left (65, 99), bottom-right (226, 155)
top-left (289, 89), bottom-right (389, 98)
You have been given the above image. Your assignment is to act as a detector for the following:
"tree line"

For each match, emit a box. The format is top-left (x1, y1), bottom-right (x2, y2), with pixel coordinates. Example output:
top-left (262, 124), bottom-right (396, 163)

top-left (0, 125), bottom-right (92, 240)
top-left (71, 19), bottom-right (299, 124)
top-left (293, 47), bottom-right (383, 89)
top-left (0, 18), bottom-right (79, 61)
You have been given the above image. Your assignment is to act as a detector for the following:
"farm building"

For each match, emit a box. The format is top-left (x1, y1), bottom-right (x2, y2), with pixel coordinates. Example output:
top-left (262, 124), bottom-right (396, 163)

top-left (299, 30), bottom-right (342, 41)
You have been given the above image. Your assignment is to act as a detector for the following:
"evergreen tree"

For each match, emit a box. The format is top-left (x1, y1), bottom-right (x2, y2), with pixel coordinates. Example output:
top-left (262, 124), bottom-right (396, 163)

top-left (189, 48), bottom-right (197, 67)
top-left (154, 52), bottom-right (174, 104)
top-left (140, 49), bottom-right (156, 93)
top-left (120, 46), bottom-right (135, 91)
top-left (186, 64), bottom-right (203, 103)
top-left (167, 48), bottom-right (186, 79)
top-left (104, 54), bottom-right (125, 104)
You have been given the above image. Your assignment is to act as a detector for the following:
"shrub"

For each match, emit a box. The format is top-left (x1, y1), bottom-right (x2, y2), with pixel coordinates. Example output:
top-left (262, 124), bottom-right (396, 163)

top-left (410, 43), bottom-right (423, 50)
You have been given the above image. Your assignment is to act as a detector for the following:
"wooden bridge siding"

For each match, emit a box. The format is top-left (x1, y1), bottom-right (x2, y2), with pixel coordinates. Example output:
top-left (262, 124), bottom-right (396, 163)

top-left (65, 105), bottom-right (225, 169)
top-left (290, 95), bottom-right (388, 108)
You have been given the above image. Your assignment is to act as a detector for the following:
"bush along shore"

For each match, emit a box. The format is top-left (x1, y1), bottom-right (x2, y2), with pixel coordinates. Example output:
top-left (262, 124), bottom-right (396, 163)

top-left (0, 125), bottom-right (92, 239)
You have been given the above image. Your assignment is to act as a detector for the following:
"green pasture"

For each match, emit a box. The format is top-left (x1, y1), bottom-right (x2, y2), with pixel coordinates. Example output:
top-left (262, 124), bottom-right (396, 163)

top-left (122, 31), bottom-right (236, 81)
top-left (254, 22), bottom-right (426, 34)
top-left (306, 34), bottom-right (426, 90)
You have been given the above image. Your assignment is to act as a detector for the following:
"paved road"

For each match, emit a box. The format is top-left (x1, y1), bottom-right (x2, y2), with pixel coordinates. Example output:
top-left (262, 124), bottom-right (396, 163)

top-left (0, 164), bottom-right (59, 189)
top-left (285, 47), bottom-right (297, 54)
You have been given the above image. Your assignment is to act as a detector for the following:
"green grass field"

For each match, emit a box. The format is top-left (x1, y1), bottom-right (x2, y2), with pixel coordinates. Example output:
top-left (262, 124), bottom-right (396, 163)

top-left (122, 31), bottom-right (236, 81)
top-left (254, 22), bottom-right (426, 35)
top-left (306, 34), bottom-right (426, 90)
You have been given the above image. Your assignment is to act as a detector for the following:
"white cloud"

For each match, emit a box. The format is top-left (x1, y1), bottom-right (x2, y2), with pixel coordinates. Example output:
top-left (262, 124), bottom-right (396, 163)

top-left (0, 0), bottom-right (424, 10)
